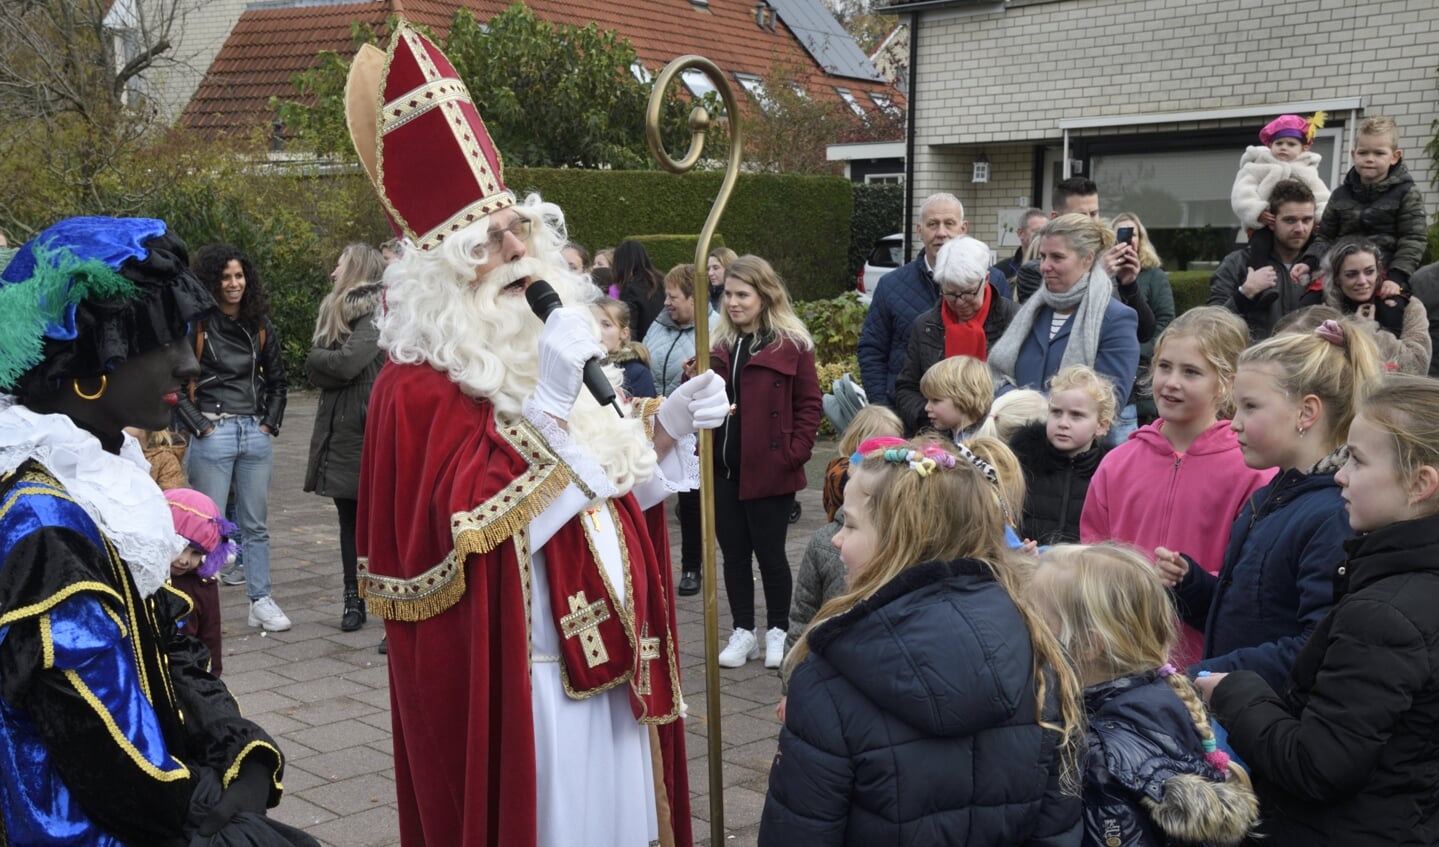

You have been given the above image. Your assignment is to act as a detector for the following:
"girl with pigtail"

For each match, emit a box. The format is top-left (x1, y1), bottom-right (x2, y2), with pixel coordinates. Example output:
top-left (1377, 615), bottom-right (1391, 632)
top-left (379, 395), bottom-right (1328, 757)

top-left (1030, 544), bottom-right (1260, 847)
top-left (1162, 319), bottom-right (1380, 693)
top-left (760, 436), bottom-right (1084, 846)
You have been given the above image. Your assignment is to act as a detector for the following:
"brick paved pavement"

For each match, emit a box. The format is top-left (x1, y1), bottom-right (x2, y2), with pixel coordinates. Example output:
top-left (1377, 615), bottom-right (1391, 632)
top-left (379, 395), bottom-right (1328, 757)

top-left (224, 392), bottom-right (831, 846)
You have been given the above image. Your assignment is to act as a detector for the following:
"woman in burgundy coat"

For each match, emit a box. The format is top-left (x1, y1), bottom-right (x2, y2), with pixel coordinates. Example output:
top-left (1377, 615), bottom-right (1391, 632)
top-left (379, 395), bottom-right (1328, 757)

top-left (707, 255), bottom-right (822, 670)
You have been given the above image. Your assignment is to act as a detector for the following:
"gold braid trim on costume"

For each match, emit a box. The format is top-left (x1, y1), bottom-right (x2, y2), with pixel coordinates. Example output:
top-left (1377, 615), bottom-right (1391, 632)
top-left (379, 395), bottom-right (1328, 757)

top-left (223, 739), bottom-right (286, 795)
top-left (631, 397), bottom-right (664, 441)
top-left (361, 417), bottom-right (577, 622)
top-left (558, 503), bottom-right (636, 700)
top-left (62, 668), bottom-right (191, 782)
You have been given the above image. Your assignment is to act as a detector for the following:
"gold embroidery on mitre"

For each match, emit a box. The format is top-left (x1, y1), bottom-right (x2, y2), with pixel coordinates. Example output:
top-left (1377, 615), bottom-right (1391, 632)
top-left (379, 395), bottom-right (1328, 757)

top-left (560, 590), bottom-right (611, 668)
top-left (379, 79), bottom-right (470, 134)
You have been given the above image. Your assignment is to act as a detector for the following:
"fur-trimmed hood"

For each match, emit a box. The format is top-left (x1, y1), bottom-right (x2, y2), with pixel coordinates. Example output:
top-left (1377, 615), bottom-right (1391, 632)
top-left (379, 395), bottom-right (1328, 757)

top-left (1084, 673), bottom-right (1259, 846)
top-left (339, 281), bottom-right (383, 327)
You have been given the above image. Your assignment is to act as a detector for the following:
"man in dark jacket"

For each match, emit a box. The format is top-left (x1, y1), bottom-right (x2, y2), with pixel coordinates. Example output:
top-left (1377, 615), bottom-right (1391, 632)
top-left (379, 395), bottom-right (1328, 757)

top-left (993, 207), bottom-right (1047, 282)
top-left (857, 193), bottom-right (1008, 408)
top-left (1207, 179), bottom-right (1320, 340)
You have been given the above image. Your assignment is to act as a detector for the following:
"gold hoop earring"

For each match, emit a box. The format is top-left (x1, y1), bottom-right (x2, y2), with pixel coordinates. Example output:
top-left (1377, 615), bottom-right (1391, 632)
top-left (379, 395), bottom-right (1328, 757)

top-left (72, 375), bottom-right (107, 401)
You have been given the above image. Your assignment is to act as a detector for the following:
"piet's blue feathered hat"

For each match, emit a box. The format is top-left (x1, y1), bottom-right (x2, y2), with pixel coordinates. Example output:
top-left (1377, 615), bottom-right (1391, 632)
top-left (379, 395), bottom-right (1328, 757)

top-left (0, 217), bottom-right (215, 395)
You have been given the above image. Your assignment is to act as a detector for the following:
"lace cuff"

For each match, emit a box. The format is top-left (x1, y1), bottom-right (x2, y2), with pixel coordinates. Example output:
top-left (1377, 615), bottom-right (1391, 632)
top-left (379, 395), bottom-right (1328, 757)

top-left (654, 432), bottom-right (700, 493)
top-left (522, 400), bottom-right (618, 501)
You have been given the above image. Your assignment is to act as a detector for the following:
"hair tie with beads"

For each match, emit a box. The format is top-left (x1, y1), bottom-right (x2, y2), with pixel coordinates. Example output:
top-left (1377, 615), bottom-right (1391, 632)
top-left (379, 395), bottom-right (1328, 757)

top-left (1315, 319), bottom-right (1346, 348)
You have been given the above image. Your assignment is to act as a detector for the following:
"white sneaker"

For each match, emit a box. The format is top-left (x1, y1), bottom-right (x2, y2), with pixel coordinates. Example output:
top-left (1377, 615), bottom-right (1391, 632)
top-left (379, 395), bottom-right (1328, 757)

top-left (764, 627), bottom-right (787, 669)
top-left (248, 596), bottom-right (292, 632)
top-left (717, 628), bottom-right (758, 668)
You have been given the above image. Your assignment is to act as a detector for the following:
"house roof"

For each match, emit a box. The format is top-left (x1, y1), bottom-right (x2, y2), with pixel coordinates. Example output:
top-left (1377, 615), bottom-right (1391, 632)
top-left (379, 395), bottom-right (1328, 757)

top-left (180, 0), bottom-right (904, 134)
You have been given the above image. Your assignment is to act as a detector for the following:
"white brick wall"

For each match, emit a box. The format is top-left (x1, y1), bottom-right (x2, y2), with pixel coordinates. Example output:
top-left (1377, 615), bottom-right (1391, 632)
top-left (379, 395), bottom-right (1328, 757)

top-left (905, 0), bottom-right (1439, 236)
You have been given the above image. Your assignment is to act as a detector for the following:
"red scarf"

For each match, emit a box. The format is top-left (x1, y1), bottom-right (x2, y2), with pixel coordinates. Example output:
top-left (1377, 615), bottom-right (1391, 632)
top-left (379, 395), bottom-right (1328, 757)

top-left (941, 284), bottom-right (992, 359)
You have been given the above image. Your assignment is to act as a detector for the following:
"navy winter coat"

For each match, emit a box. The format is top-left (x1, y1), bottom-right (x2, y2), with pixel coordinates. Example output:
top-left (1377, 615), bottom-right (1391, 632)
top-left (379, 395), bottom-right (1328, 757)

top-left (858, 256), bottom-right (1008, 407)
top-left (1082, 674), bottom-right (1253, 847)
top-left (1172, 462), bottom-right (1349, 692)
top-left (760, 558), bottom-right (1081, 847)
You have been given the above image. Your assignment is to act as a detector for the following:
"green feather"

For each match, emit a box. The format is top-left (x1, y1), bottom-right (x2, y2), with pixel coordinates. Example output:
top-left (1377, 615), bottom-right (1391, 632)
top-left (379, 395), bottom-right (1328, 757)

top-left (0, 243), bottom-right (141, 391)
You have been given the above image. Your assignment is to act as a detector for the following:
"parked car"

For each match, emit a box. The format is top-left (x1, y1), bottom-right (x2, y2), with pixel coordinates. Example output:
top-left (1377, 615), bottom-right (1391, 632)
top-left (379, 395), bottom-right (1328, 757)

top-left (857, 233), bottom-right (903, 306)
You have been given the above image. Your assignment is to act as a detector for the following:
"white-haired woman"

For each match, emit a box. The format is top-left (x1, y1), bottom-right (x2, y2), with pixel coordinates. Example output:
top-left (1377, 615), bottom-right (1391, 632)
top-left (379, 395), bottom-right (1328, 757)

top-left (988, 214), bottom-right (1141, 407)
top-left (892, 236), bottom-right (1019, 435)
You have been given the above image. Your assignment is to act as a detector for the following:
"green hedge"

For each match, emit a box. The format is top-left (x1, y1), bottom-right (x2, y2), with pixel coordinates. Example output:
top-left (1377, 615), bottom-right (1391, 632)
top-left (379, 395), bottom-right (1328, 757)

top-left (505, 168), bottom-right (854, 301)
top-left (1168, 270), bottom-right (1212, 315)
top-left (849, 182), bottom-right (904, 277)
top-left (630, 233), bottom-right (725, 275)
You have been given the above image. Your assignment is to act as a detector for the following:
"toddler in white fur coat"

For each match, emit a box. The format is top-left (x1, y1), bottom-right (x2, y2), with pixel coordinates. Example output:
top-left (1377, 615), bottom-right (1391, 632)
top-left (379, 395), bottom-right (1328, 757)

top-left (1232, 113), bottom-right (1332, 273)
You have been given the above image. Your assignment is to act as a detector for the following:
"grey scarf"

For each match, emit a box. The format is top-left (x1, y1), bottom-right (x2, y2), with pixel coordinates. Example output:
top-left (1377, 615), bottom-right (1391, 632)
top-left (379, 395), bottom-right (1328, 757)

top-left (988, 267), bottom-right (1115, 388)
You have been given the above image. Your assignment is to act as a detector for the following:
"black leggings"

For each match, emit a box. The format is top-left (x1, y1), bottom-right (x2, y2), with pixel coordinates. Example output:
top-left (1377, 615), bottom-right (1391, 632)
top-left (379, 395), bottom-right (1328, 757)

top-left (676, 489), bottom-right (702, 572)
top-left (334, 497), bottom-right (359, 592)
top-left (714, 474), bottom-right (793, 632)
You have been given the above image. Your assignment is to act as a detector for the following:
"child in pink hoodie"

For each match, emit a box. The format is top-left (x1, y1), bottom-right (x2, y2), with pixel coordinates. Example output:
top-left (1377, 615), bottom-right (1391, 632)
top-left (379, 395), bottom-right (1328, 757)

top-left (1081, 308), bottom-right (1274, 663)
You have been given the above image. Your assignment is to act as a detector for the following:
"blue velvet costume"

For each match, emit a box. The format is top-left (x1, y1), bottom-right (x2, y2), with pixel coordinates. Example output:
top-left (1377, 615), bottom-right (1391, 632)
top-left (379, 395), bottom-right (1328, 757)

top-left (0, 461), bottom-right (286, 843)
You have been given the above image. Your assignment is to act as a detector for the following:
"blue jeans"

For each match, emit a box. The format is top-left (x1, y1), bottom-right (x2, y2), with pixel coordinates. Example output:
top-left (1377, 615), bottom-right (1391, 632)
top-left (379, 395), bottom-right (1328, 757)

top-left (186, 416), bottom-right (274, 601)
top-left (1109, 403), bottom-right (1139, 446)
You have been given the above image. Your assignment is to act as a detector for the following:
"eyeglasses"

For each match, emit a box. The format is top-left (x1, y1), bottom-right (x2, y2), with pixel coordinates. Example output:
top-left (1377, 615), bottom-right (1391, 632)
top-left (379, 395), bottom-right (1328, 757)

top-left (941, 285), bottom-right (984, 302)
top-left (486, 217), bottom-right (531, 251)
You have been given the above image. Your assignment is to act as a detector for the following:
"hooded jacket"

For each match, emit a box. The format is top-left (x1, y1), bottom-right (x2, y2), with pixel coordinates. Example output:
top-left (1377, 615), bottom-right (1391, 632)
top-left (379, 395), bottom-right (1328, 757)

top-left (1172, 453), bottom-right (1350, 691)
top-left (304, 282), bottom-right (385, 500)
top-left (1011, 420), bottom-right (1111, 546)
top-left (760, 558), bottom-right (1081, 847)
top-left (604, 344), bottom-right (656, 399)
top-left (1083, 673), bottom-right (1258, 847)
top-left (1211, 511), bottom-right (1439, 845)
top-left (1322, 275), bottom-right (1432, 375)
top-left (642, 304), bottom-right (717, 397)
top-left (1303, 161), bottom-right (1429, 284)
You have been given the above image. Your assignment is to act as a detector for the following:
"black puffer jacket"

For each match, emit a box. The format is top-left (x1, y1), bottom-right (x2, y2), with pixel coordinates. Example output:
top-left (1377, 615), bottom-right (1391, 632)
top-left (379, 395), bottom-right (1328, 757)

top-left (760, 558), bottom-right (1081, 846)
top-left (1083, 673), bottom-right (1257, 847)
top-left (1302, 161), bottom-right (1429, 284)
top-left (1011, 421), bottom-right (1110, 546)
top-left (1212, 512), bottom-right (1439, 846)
top-left (892, 288), bottom-right (1019, 435)
top-left (191, 313), bottom-right (287, 433)
top-left (304, 283), bottom-right (384, 499)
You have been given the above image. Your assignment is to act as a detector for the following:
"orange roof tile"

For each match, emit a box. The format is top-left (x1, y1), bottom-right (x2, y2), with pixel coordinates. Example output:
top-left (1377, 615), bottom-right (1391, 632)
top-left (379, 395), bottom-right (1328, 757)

top-left (180, 0), bottom-right (903, 135)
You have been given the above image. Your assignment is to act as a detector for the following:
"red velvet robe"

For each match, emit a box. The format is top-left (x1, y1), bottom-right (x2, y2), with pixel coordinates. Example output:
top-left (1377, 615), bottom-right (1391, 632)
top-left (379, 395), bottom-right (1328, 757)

top-left (358, 362), bottom-right (690, 846)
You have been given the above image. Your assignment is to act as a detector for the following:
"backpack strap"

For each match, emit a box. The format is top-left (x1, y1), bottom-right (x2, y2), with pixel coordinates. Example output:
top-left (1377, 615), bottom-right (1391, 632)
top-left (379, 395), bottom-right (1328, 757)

top-left (188, 321), bottom-right (207, 403)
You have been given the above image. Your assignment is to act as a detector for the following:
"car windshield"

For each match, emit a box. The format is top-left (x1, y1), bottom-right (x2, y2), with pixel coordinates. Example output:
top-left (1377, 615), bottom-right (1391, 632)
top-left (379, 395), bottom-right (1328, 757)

top-left (869, 240), bottom-right (902, 268)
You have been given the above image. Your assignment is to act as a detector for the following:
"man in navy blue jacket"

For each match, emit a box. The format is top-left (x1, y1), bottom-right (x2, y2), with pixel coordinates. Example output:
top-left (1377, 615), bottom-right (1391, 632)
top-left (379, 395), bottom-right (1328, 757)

top-left (857, 193), bottom-right (1009, 408)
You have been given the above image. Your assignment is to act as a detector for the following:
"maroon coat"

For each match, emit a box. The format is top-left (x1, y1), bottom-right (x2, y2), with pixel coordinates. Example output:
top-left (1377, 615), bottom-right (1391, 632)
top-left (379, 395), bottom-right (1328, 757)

top-left (711, 336), bottom-right (822, 500)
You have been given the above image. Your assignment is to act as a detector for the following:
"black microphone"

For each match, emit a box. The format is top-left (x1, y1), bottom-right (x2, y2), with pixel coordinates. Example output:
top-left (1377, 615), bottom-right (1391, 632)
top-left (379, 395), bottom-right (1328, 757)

top-left (525, 279), bottom-right (622, 416)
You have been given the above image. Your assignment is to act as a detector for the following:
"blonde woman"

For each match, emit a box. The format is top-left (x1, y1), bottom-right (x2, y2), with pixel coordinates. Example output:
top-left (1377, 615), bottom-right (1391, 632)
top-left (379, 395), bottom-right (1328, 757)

top-left (709, 255), bottom-right (822, 669)
top-left (1111, 212), bottom-right (1176, 437)
top-left (706, 246), bottom-right (738, 308)
top-left (988, 214), bottom-right (1141, 408)
top-left (304, 242), bottom-right (386, 632)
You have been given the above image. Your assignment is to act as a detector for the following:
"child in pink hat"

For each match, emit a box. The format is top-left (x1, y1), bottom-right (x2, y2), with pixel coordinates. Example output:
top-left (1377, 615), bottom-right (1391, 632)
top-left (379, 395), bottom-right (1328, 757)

top-left (165, 488), bottom-right (238, 676)
top-left (1231, 113), bottom-right (1332, 275)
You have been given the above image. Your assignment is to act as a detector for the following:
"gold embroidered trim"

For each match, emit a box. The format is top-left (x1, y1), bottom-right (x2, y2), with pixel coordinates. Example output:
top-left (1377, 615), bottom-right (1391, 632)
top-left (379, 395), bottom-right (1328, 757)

top-left (160, 582), bottom-right (194, 619)
top-left (62, 668), bottom-right (190, 782)
top-left (515, 531), bottom-right (533, 683)
top-left (39, 614), bottom-right (54, 669)
top-left (559, 591), bottom-right (611, 668)
top-left (224, 740), bottom-right (286, 795)
top-left (625, 497), bottom-right (681, 725)
top-left (362, 418), bottom-right (575, 622)
top-left (632, 397), bottom-right (664, 441)
top-left (558, 505), bottom-right (636, 700)
top-left (380, 78), bottom-right (470, 134)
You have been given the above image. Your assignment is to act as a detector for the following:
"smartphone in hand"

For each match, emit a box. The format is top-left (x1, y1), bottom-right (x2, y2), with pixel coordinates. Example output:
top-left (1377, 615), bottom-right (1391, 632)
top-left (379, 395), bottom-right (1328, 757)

top-left (1116, 226), bottom-right (1135, 245)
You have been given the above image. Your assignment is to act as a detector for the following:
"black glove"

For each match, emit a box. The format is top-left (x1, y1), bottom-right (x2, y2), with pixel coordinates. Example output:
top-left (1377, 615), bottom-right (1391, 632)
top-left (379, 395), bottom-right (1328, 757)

top-left (197, 758), bottom-right (271, 836)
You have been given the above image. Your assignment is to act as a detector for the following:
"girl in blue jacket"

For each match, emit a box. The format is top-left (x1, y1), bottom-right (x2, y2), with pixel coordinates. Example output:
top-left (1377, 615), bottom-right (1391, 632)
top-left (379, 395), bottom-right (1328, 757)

top-left (1032, 544), bottom-right (1259, 847)
top-left (759, 436), bottom-right (1084, 846)
top-left (1159, 319), bottom-right (1380, 692)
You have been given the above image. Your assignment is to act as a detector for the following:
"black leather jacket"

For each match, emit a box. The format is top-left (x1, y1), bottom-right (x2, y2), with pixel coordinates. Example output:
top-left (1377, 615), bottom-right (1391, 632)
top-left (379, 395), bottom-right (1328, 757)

top-left (191, 315), bottom-right (287, 434)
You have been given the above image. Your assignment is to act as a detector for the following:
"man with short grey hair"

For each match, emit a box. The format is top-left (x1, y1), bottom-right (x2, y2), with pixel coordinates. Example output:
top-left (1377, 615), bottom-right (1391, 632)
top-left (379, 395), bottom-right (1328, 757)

top-left (858, 193), bottom-right (1009, 407)
top-left (994, 207), bottom-right (1048, 281)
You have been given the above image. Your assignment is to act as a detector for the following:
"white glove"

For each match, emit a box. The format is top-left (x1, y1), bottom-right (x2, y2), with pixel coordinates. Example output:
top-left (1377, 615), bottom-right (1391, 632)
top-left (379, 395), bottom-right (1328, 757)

top-left (657, 370), bottom-right (728, 438)
top-left (531, 308), bottom-right (604, 420)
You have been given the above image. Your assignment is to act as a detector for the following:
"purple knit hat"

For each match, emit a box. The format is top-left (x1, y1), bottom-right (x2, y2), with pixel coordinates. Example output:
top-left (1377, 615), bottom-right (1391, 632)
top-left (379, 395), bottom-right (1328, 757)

top-left (164, 488), bottom-right (239, 579)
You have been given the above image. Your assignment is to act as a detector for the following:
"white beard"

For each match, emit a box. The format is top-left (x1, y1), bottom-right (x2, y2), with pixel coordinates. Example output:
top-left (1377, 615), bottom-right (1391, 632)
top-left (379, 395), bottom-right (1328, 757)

top-left (377, 213), bottom-right (655, 495)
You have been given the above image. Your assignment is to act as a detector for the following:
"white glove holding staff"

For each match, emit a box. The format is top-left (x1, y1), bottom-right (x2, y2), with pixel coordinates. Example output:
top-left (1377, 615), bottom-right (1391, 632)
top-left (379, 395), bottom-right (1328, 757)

top-left (657, 371), bottom-right (728, 439)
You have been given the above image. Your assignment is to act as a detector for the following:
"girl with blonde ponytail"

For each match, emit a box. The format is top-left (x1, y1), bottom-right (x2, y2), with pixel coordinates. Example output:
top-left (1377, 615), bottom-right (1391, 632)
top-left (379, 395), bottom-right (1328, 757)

top-left (1031, 544), bottom-right (1259, 846)
top-left (760, 436), bottom-right (1083, 845)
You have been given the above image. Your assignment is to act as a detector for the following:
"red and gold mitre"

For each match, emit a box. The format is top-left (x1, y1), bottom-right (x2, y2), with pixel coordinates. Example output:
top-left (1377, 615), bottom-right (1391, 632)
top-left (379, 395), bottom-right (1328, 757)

top-left (345, 21), bottom-right (512, 251)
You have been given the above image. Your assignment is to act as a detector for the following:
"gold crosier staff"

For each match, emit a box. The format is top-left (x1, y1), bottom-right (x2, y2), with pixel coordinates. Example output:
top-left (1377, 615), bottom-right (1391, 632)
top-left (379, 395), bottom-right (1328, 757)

top-left (645, 55), bottom-right (741, 844)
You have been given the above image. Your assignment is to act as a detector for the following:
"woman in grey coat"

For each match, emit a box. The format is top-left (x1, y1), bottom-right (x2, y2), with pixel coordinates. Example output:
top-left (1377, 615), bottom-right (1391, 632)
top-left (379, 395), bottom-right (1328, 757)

top-left (305, 243), bottom-right (386, 631)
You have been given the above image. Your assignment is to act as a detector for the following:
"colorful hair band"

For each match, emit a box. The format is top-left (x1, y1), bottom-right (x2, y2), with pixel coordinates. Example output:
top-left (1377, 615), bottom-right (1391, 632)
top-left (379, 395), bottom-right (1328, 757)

top-left (1315, 319), bottom-right (1346, 348)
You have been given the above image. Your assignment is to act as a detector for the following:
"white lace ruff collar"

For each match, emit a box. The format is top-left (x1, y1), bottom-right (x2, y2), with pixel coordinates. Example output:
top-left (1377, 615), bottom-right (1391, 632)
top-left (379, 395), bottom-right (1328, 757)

top-left (0, 396), bottom-right (181, 597)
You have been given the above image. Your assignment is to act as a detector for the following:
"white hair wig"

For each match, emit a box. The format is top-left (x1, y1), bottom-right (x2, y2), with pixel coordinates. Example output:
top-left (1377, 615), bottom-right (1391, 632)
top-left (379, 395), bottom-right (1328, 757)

top-left (932, 236), bottom-right (993, 288)
top-left (377, 192), bottom-right (655, 494)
